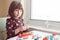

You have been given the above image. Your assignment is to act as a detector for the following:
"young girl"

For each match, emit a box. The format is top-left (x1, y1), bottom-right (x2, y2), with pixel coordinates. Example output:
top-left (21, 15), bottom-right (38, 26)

top-left (6, 1), bottom-right (29, 39)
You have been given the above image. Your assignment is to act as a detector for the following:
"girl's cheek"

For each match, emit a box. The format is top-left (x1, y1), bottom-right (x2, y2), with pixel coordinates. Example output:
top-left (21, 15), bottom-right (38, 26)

top-left (13, 11), bottom-right (18, 17)
top-left (19, 12), bottom-right (22, 16)
top-left (18, 11), bottom-right (22, 16)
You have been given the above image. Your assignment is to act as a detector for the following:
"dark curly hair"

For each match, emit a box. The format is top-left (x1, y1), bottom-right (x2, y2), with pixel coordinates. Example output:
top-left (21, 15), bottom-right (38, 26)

top-left (8, 1), bottom-right (24, 18)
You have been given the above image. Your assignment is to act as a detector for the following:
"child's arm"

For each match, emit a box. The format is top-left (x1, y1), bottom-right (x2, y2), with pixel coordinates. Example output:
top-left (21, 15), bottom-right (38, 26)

top-left (6, 19), bottom-right (15, 38)
top-left (15, 19), bottom-right (29, 34)
top-left (15, 26), bottom-right (29, 34)
top-left (21, 19), bottom-right (29, 31)
top-left (15, 27), bottom-right (22, 34)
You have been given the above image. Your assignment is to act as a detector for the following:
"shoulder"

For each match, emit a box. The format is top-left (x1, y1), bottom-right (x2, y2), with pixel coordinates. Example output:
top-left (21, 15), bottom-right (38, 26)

top-left (18, 19), bottom-right (24, 22)
top-left (6, 18), bottom-right (12, 22)
top-left (20, 19), bottom-right (24, 22)
top-left (21, 19), bottom-right (24, 21)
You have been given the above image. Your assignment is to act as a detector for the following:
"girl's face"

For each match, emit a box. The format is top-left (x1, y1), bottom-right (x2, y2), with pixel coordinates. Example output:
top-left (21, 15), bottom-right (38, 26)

top-left (13, 9), bottom-right (22, 19)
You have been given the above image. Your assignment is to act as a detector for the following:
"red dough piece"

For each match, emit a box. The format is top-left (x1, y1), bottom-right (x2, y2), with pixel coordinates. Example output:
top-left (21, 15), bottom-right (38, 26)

top-left (52, 33), bottom-right (56, 36)
top-left (43, 37), bottom-right (48, 40)
top-left (18, 33), bottom-right (31, 38)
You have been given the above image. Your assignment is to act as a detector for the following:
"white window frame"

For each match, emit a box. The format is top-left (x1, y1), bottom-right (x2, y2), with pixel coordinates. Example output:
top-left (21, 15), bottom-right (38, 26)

top-left (24, 0), bottom-right (60, 33)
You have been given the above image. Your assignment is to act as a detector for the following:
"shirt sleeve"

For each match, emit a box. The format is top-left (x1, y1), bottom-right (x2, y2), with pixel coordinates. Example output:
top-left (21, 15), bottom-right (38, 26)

top-left (6, 19), bottom-right (15, 37)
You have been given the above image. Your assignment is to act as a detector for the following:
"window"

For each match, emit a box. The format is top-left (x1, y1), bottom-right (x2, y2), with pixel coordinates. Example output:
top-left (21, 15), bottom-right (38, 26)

top-left (25, 0), bottom-right (60, 32)
top-left (31, 0), bottom-right (60, 22)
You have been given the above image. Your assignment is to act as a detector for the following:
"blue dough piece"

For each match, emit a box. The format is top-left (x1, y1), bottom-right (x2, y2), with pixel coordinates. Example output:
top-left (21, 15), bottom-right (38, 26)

top-left (47, 35), bottom-right (54, 40)
top-left (18, 38), bottom-right (23, 40)
top-left (34, 38), bottom-right (38, 40)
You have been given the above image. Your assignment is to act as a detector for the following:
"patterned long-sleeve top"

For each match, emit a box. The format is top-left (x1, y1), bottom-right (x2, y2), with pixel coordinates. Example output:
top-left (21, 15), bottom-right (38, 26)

top-left (6, 18), bottom-right (24, 39)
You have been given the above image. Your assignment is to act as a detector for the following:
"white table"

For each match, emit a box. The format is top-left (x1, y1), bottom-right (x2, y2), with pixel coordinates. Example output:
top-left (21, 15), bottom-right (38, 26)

top-left (7, 31), bottom-right (60, 40)
top-left (7, 36), bottom-right (18, 40)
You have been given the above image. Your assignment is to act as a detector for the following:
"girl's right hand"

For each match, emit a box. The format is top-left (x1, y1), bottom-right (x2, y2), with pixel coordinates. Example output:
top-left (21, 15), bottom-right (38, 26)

top-left (15, 27), bottom-right (22, 34)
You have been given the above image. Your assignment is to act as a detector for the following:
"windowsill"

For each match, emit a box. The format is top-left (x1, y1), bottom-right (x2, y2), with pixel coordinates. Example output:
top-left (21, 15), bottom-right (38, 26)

top-left (28, 25), bottom-right (60, 35)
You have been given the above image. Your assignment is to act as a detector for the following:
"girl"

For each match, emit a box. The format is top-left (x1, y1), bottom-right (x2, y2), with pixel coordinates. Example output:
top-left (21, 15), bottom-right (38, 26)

top-left (6, 1), bottom-right (29, 39)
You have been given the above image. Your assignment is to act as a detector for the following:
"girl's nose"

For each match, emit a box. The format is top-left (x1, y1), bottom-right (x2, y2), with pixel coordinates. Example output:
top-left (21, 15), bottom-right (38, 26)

top-left (16, 10), bottom-right (19, 16)
top-left (18, 10), bottom-right (21, 13)
top-left (18, 10), bottom-right (20, 14)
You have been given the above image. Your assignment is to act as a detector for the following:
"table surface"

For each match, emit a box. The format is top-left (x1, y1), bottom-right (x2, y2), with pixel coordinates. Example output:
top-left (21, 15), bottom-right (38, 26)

top-left (7, 28), bottom-right (60, 40)
top-left (7, 28), bottom-right (34, 40)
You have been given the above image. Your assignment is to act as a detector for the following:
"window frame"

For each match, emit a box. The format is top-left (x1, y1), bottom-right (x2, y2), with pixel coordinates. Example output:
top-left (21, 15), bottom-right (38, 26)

top-left (24, 0), bottom-right (60, 33)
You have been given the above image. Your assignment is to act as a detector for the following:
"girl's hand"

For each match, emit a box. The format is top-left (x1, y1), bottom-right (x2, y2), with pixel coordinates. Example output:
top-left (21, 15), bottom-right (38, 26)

top-left (15, 27), bottom-right (22, 34)
top-left (22, 26), bottom-right (29, 31)
top-left (15, 26), bottom-right (29, 34)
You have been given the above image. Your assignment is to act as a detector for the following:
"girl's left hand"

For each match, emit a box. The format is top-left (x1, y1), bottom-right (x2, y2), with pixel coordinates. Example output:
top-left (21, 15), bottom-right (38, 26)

top-left (22, 26), bottom-right (29, 31)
